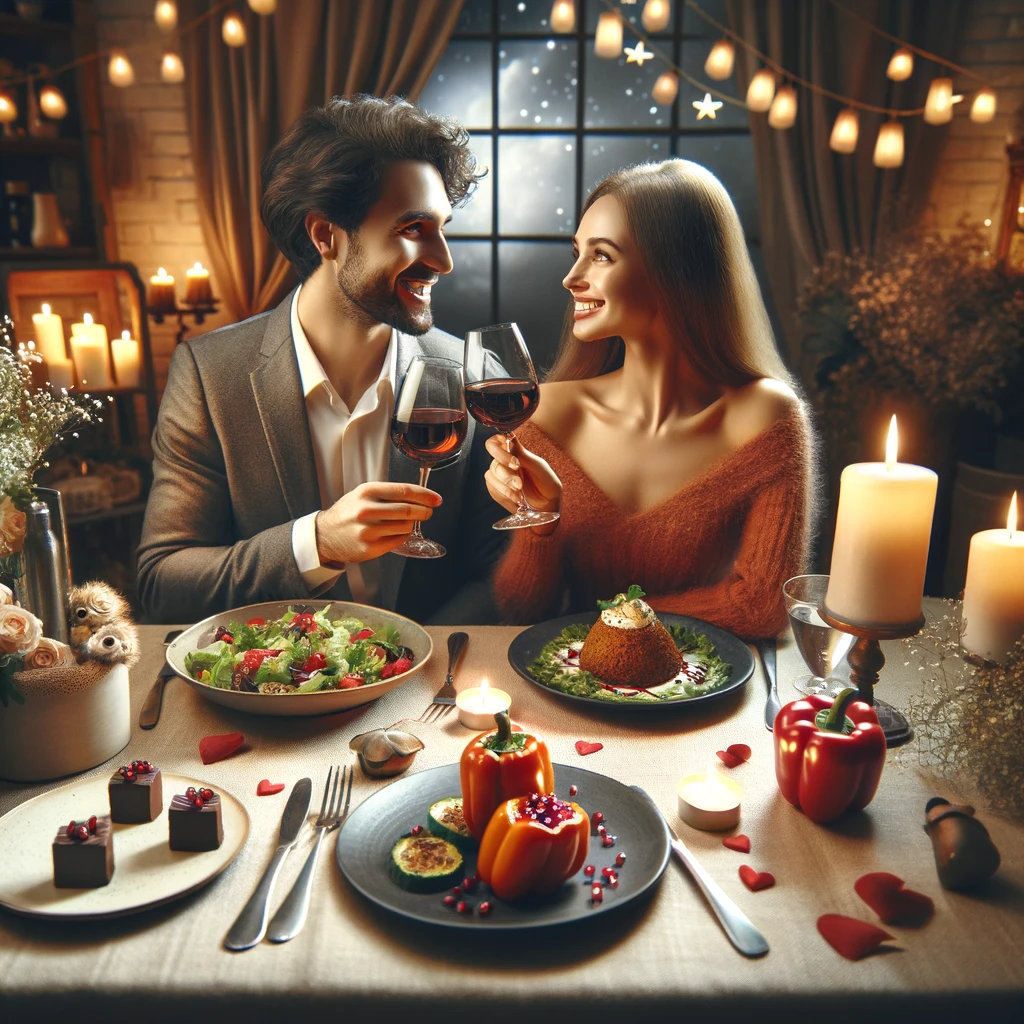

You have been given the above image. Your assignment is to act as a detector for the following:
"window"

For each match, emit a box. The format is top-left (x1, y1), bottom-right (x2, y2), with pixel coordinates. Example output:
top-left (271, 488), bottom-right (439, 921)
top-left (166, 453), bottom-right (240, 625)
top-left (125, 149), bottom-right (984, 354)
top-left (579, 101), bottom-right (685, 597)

top-left (420, 0), bottom-right (759, 373)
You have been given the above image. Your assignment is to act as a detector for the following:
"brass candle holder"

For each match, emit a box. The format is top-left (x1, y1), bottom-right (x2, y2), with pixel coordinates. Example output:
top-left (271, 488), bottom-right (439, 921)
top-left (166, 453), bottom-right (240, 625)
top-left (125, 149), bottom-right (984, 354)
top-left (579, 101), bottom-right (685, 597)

top-left (819, 604), bottom-right (924, 748)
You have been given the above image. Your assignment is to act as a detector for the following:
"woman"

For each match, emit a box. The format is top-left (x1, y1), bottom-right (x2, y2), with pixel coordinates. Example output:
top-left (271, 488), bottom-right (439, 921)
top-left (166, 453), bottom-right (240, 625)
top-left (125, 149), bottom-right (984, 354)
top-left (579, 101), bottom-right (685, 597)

top-left (486, 159), bottom-right (816, 639)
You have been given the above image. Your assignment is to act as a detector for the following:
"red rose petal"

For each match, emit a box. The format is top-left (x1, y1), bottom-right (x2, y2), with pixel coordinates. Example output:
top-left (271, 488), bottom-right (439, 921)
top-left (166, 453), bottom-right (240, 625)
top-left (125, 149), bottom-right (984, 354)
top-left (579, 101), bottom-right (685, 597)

top-left (727, 743), bottom-right (751, 762)
top-left (256, 779), bottom-right (285, 797)
top-left (198, 732), bottom-right (244, 765)
top-left (716, 750), bottom-right (743, 768)
top-left (855, 872), bottom-right (935, 926)
top-left (738, 864), bottom-right (775, 892)
top-left (723, 834), bottom-right (751, 854)
top-left (817, 914), bottom-right (895, 961)
top-left (575, 740), bottom-right (603, 756)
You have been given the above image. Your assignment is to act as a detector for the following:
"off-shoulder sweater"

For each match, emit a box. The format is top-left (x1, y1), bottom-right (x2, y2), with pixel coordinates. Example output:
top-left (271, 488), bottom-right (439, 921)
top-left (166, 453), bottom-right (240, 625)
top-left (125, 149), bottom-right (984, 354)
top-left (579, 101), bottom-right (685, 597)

top-left (492, 407), bottom-right (815, 639)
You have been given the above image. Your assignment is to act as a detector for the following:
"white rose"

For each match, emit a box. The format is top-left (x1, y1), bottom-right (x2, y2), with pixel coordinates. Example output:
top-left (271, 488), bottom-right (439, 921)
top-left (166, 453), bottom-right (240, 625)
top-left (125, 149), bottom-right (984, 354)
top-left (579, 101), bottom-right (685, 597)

top-left (0, 583), bottom-right (14, 606)
top-left (23, 637), bottom-right (73, 670)
top-left (0, 604), bottom-right (43, 656)
top-left (0, 496), bottom-right (27, 557)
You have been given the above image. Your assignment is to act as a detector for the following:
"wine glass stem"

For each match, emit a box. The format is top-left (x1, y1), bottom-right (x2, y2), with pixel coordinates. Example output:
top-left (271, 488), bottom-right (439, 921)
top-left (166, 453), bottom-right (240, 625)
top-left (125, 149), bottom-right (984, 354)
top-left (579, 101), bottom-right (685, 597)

top-left (506, 432), bottom-right (533, 514)
top-left (411, 465), bottom-right (432, 541)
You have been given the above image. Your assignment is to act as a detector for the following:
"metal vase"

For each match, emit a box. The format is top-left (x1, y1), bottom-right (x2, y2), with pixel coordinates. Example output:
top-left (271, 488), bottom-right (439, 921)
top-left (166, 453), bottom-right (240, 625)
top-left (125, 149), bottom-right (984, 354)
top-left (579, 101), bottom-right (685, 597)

top-left (17, 488), bottom-right (71, 643)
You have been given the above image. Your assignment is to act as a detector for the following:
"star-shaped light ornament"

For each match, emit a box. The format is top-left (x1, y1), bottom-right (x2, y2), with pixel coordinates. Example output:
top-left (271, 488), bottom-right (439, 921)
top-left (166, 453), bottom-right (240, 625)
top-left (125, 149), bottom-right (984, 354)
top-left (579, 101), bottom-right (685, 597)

top-left (692, 92), bottom-right (723, 120)
top-left (625, 41), bottom-right (654, 66)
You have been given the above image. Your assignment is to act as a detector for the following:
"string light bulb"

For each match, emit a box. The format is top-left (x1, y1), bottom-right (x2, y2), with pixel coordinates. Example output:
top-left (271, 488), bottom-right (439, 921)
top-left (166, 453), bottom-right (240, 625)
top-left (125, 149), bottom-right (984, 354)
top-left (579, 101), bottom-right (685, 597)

top-left (38, 84), bottom-right (68, 120)
top-left (704, 39), bottom-right (735, 80)
top-left (108, 51), bottom-right (135, 88)
top-left (153, 0), bottom-right (177, 33)
top-left (550, 0), bottom-right (575, 33)
top-left (886, 47), bottom-right (913, 81)
top-left (641, 0), bottom-right (671, 33)
top-left (0, 90), bottom-right (17, 124)
top-left (222, 12), bottom-right (247, 47)
top-left (768, 84), bottom-right (797, 129)
top-left (651, 71), bottom-right (679, 106)
top-left (247, 0), bottom-right (277, 13)
top-left (873, 120), bottom-right (904, 168)
top-left (924, 76), bottom-right (953, 124)
top-left (594, 11), bottom-right (623, 58)
top-left (829, 108), bottom-right (859, 153)
top-left (161, 52), bottom-right (185, 84)
top-left (970, 88), bottom-right (997, 124)
top-left (745, 69), bottom-right (775, 112)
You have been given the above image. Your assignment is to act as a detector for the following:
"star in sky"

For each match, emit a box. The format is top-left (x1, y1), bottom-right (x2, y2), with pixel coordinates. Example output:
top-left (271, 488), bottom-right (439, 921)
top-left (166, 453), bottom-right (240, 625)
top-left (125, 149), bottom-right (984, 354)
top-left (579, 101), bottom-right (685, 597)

top-left (692, 92), bottom-right (723, 120)
top-left (624, 42), bottom-right (654, 66)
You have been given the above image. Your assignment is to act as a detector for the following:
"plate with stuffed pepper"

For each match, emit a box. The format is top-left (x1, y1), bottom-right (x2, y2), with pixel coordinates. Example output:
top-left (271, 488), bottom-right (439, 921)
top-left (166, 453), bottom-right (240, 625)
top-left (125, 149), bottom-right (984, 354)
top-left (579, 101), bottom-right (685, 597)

top-left (165, 600), bottom-right (432, 717)
top-left (336, 713), bottom-right (672, 929)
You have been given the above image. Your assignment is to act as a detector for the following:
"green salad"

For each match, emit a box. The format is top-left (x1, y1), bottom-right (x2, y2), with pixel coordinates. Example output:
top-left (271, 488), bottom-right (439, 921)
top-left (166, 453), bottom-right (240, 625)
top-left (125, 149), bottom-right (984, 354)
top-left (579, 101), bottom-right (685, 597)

top-left (183, 606), bottom-right (415, 695)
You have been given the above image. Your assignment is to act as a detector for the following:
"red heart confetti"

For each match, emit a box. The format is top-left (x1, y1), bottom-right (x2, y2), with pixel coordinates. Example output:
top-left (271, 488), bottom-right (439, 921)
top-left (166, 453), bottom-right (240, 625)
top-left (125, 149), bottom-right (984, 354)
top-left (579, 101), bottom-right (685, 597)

top-left (855, 872), bottom-right (935, 926)
top-left (575, 740), bottom-right (603, 756)
top-left (738, 864), bottom-right (775, 892)
top-left (198, 732), bottom-right (244, 765)
top-left (716, 743), bottom-right (752, 768)
top-left (723, 834), bottom-right (751, 854)
top-left (817, 914), bottom-right (895, 961)
top-left (256, 779), bottom-right (285, 797)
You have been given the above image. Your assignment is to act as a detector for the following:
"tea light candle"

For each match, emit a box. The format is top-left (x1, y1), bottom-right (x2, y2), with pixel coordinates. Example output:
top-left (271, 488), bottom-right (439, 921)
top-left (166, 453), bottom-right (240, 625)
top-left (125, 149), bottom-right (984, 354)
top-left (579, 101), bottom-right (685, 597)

top-left (825, 416), bottom-right (937, 628)
top-left (70, 314), bottom-right (113, 388)
top-left (31, 303), bottom-right (66, 365)
top-left (677, 771), bottom-right (742, 831)
top-left (111, 330), bottom-right (141, 388)
top-left (456, 680), bottom-right (512, 730)
top-left (148, 267), bottom-right (177, 314)
top-left (184, 262), bottom-right (213, 306)
top-left (962, 492), bottom-right (1024, 663)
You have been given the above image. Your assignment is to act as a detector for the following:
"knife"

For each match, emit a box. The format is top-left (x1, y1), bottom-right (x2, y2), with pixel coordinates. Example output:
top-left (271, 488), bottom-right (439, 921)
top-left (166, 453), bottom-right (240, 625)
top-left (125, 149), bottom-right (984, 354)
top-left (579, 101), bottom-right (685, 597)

top-left (224, 777), bottom-right (313, 951)
top-left (139, 629), bottom-right (183, 730)
top-left (758, 638), bottom-right (781, 733)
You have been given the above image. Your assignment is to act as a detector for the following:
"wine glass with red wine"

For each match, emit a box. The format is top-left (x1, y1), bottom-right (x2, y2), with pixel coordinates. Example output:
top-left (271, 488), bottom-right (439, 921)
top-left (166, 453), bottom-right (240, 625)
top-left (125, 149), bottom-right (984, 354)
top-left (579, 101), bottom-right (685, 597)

top-left (464, 323), bottom-right (560, 531)
top-left (389, 355), bottom-right (467, 558)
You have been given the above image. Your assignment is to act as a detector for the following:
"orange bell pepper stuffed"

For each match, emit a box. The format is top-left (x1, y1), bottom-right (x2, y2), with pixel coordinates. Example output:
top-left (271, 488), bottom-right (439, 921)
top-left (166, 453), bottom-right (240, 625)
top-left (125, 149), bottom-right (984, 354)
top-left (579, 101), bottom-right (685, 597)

top-left (477, 793), bottom-right (590, 900)
top-left (460, 711), bottom-right (554, 838)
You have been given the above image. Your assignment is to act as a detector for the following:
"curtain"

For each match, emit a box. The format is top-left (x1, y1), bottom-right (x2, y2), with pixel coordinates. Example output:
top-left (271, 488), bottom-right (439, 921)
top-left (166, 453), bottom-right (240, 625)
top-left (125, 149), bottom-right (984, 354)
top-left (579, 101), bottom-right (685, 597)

top-left (729, 0), bottom-right (970, 377)
top-left (181, 0), bottom-right (464, 321)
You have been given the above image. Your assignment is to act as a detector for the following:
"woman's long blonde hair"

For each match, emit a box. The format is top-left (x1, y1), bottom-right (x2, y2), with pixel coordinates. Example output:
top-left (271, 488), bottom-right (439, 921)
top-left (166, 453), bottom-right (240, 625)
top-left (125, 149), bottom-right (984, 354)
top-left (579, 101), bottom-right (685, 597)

top-left (546, 159), bottom-right (792, 387)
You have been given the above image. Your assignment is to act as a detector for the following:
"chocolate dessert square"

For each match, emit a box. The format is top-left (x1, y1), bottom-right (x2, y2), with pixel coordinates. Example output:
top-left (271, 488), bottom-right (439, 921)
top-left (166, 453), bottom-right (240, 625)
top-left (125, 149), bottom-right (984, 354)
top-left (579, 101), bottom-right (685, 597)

top-left (53, 815), bottom-right (114, 888)
top-left (108, 760), bottom-right (163, 824)
top-left (168, 790), bottom-right (223, 852)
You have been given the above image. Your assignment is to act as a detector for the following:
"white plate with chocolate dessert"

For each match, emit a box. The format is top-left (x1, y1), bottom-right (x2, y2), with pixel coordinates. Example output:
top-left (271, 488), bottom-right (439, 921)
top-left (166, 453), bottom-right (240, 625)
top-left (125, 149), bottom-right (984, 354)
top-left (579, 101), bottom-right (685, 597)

top-left (0, 770), bottom-right (248, 919)
top-left (508, 588), bottom-right (755, 709)
top-left (166, 600), bottom-right (433, 718)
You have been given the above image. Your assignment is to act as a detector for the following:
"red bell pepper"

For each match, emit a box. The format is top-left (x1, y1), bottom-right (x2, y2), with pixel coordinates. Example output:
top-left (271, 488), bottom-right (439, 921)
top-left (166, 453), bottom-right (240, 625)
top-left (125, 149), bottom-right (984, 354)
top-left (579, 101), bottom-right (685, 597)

top-left (774, 687), bottom-right (886, 823)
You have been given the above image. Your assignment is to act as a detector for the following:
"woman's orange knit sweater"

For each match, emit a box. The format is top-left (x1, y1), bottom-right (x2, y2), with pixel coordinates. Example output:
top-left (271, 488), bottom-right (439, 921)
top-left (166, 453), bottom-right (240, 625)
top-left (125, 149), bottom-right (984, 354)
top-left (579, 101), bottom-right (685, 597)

top-left (493, 408), bottom-right (815, 639)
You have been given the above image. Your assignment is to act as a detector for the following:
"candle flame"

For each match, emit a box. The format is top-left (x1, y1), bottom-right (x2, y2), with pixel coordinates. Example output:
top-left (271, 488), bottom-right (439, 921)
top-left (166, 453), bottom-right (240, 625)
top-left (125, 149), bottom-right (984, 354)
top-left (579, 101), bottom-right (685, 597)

top-left (193, 261), bottom-right (203, 271)
top-left (84, 313), bottom-right (94, 326)
top-left (159, 267), bottom-right (167, 276)
top-left (480, 678), bottom-right (489, 699)
top-left (41, 303), bottom-right (51, 315)
top-left (1009, 491), bottom-right (1018, 539)
top-left (885, 414), bottom-right (898, 470)
top-left (122, 330), bottom-right (131, 340)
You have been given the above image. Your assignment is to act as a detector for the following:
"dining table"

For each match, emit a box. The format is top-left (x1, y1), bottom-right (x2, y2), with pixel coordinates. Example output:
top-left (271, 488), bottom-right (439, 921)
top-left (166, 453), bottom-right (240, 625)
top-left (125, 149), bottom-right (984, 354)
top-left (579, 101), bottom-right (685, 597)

top-left (1, 598), bottom-right (1022, 1023)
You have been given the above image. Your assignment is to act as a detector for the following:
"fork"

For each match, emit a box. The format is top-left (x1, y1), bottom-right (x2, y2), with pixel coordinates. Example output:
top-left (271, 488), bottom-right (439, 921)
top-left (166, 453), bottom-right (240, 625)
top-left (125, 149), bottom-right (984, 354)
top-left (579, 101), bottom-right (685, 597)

top-left (266, 764), bottom-right (353, 943)
top-left (414, 631), bottom-right (468, 724)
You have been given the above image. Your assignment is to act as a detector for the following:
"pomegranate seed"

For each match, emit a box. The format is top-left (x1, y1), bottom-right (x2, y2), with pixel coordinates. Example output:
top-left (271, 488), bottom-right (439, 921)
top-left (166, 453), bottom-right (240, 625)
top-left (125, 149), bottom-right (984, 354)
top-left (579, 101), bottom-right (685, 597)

top-left (462, 877), bottom-right (476, 892)
top-left (87, 816), bottom-right (97, 833)
top-left (410, 824), bottom-right (424, 836)
top-left (601, 866), bottom-right (614, 878)
top-left (602, 834), bottom-right (616, 848)
top-left (66, 822), bottom-right (76, 837)
top-left (569, 785), bottom-right (578, 796)
top-left (593, 812), bottom-right (604, 824)
top-left (456, 901), bottom-right (470, 914)
top-left (608, 873), bottom-right (619, 888)
top-left (442, 895), bottom-right (456, 908)
top-left (75, 825), bottom-right (89, 841)
top-left (200, 788), bottom-right (213, 801)
top-left (597, 824), bottom-right (606, 835)
top-left (591, 884), bottom-right (603, 902)
top-left (452, 886), bottom-right (462, 896)
top-left (583, 864), bottom-right (595, 877)
top-left (192, 797), bottom-right (204, 810)
top-left (615, 852), bottom-right (626, 867)
top-left (185, 787), bottom-right (197, 800)
top-left (478, 901), bottom-right (492, 916)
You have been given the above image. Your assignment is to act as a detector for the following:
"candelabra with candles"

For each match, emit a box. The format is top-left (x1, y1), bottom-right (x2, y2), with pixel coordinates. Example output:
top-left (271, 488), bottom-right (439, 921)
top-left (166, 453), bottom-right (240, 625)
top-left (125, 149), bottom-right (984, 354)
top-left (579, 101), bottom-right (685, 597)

top-left (146, 264), bottom-right (218, 346)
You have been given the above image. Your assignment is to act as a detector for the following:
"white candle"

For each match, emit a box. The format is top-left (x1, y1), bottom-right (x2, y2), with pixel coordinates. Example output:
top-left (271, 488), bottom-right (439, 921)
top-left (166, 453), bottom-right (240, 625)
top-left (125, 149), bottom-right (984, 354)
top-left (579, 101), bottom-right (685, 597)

top-left (45, 358), bottom-right (75, 390)
top-left (456, 680), bottom-right (512, 730)
top-left (31, 303), bottom-right (66, 366)
top-left (677, 771), bottom-right (742, 831)
top-left (111, 330), bottom-right (141, 389)
top-left (962, 493), bottom-right (1024, 663)
top-left (825, 416), bottom-right (937, 628)
top-left (70, 314), bottom-right (112, 388)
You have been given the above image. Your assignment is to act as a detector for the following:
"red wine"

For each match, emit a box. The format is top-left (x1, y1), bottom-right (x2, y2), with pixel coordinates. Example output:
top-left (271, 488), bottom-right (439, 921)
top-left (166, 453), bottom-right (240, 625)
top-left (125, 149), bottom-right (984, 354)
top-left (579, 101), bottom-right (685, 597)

top-left (464, 379), bottom-right (539, 432)
top-left (391, 407), bottom-right (467, 464)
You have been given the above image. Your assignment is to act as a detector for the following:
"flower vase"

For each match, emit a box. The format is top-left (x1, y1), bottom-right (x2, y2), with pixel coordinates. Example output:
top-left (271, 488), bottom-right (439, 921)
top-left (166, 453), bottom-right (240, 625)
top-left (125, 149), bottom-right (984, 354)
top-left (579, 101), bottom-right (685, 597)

top-left (15, 489), bottom-right (72, 644)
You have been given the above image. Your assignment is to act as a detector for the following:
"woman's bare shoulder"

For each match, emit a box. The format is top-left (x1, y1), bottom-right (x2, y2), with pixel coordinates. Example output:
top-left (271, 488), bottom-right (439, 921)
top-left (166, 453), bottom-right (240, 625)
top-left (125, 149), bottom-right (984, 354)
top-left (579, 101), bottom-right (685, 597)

top-left (532, 378), bottom-right (598, 437)
top-left (724, 378), bottom-right (805, 446)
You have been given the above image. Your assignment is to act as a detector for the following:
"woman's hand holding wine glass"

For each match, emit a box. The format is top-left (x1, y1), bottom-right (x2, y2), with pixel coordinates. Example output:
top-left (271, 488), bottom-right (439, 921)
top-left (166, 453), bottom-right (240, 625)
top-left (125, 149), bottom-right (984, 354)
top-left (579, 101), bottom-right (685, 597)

top-left (483, 434), bottom-right (561, 533)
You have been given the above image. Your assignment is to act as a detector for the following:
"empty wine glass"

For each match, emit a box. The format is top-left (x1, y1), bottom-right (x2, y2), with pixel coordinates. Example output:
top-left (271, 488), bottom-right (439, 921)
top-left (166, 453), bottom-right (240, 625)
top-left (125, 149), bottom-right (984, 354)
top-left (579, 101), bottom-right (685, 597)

top-left (389, 356), bottom-right (467, 559)
top-left (463, 322), bottom-right (560, 531)
top-left (782, 575), bottom-right (856, 696)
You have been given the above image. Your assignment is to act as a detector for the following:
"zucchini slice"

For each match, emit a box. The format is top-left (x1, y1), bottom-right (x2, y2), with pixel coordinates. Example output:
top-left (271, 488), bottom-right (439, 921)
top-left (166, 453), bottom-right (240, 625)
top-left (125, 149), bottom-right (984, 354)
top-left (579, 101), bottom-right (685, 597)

top-left (427, 797), bottom-right (476, 853)
top-left (388, 835), bottom-right (463, 893)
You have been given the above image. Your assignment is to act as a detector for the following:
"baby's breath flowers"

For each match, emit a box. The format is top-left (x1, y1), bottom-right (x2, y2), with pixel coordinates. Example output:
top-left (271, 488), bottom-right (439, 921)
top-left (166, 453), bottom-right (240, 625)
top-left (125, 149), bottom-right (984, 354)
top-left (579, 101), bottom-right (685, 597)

top-left (904, 600), bottom-right (1024, 818)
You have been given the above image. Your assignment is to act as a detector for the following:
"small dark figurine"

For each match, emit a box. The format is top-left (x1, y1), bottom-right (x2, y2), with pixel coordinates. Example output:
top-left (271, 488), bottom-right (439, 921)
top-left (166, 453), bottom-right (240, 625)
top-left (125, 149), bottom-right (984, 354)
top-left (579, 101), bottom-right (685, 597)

top-left (924, 797), bottom-right (1001, 890)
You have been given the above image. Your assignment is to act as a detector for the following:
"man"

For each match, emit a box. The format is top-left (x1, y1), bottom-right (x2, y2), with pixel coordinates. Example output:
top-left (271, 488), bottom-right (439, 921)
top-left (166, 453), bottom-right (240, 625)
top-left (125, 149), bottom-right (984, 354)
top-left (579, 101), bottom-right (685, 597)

top-left (137, 95), bottom-right (505, 624)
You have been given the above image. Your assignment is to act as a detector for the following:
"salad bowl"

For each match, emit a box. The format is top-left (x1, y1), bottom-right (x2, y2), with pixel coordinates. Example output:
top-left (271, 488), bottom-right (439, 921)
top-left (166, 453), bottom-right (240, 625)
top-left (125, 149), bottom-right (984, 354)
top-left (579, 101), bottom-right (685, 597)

top-left (165, 600), bottom-right (433, 717)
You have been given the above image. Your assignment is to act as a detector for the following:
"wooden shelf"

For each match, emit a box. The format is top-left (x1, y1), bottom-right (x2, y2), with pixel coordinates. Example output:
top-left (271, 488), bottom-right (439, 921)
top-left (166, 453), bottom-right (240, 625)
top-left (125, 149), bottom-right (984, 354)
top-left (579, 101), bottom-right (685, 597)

top-left (0, 137), bottom-right (82, 157)
top-left (66, 501), bottom-right (148, 527)
top-left (0, 14), bottom-right (73, 37)
top-left (0, 247), bottom-right (95, 260)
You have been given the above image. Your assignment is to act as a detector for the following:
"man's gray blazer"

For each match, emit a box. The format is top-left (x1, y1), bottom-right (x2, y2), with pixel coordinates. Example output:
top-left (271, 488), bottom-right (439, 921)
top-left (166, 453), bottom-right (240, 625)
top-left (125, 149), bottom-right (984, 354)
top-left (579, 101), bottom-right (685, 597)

top-left (136, 289), bottom-right (506, 624)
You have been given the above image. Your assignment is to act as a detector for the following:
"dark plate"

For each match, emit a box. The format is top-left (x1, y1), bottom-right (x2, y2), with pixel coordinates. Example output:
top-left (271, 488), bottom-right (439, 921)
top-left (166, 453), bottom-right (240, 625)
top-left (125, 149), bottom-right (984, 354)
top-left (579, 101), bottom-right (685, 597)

top-left (335, 763), bottom-right (670, 930)
top-left (507, 612), bottom-right (755, 710)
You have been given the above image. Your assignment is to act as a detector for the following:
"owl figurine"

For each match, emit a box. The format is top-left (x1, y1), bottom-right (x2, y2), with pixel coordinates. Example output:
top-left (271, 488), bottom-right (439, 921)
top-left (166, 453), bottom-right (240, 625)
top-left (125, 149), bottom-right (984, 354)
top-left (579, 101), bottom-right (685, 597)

top-left (77, 619), bottom-right (140, 668)
top-left (69, 582), bottom-right (131, 646)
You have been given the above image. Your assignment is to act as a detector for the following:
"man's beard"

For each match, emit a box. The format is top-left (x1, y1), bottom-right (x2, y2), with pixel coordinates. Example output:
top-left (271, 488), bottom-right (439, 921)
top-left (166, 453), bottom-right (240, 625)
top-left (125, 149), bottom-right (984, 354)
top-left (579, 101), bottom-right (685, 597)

top-left (336, 231), bottom-right (434, 336)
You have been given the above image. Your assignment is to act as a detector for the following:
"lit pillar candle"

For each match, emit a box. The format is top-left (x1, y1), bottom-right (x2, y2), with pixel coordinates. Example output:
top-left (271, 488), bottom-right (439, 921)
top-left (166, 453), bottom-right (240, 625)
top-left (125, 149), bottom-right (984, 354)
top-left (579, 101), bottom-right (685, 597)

top-left (70, 314), bottom-right (113, 388)
top-left (825, 416), bottom-right (938, 628)
top-left (961, 493), bottom-right (1024, 663)
top-left (184, 261), bottom-right (213, 306)
top-left (677, 771), bottom-right (742, 831)
top-left (148, 267), bottom-right (177, 314)
top-left (456, 679), bottom-right (512, 730)
top-left (31, 303), bottom-right (66, 365)
top-left (111, 330), bottom-right (141, 388)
